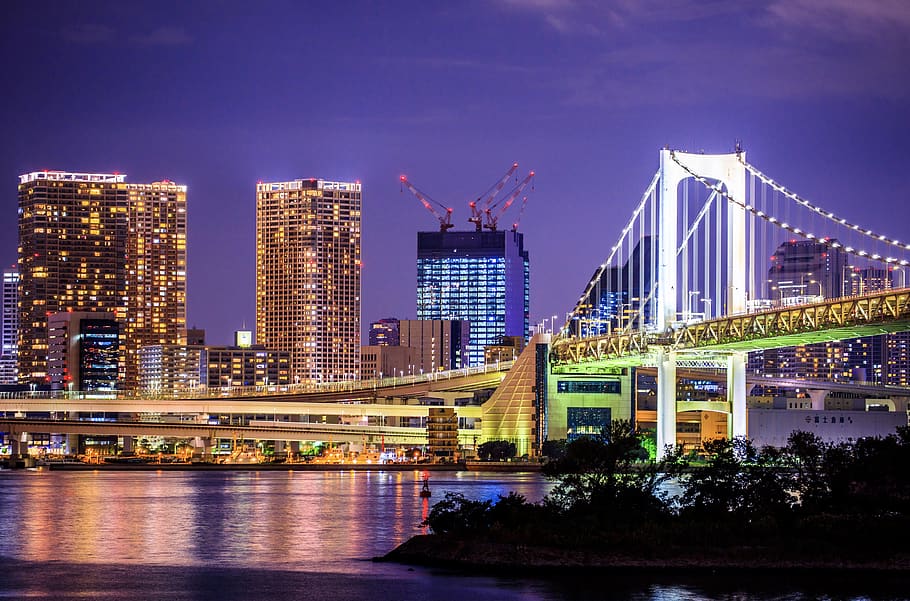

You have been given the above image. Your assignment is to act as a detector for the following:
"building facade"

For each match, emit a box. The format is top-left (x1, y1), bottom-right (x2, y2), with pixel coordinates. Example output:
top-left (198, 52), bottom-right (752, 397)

top-left (47, 311), bottom-right (119, 391)
top-left (200, 345), bottom-right (290, 388)
top-left (360, 345), bottom-right (414, 380)
top-left (751, 240), bottom-right (847, 379)
top-left (399, 319), bottom-right (469, 373)
top-left (17, 171), bottom-right (186, 388)
top-left (416, 230), bottom-right (529, 366)
top-left (0, 268), bottom-right (18, 384)
top-left (368, 317), bottom-right (400, 346)
top-left (768, 239), bottom-right (845, 303)
top-left (137, 344), bottom-right (203, 392)
top-left (256, 179), bottom-right (362, 384)
top-left (122, 180), bottom-right (187, 388)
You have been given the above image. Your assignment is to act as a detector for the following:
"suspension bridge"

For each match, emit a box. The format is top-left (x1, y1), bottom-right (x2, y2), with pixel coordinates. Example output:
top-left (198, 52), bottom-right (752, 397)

top-left (549, 147), bottom-right (910, 457)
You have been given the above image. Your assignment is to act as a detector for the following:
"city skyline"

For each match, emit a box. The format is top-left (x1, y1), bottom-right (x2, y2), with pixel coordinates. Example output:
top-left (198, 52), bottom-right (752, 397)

top-left (2, 2), bottom-right (910, 344)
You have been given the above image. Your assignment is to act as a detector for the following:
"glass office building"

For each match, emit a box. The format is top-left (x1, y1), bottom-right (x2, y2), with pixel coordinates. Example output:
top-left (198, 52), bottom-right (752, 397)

top-left (417, 230), bottom-right (529, 366)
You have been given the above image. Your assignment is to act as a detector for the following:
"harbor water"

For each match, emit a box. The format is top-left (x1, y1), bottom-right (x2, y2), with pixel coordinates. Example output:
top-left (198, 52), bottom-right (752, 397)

top-left (0, 469), bottom-right (903, 600)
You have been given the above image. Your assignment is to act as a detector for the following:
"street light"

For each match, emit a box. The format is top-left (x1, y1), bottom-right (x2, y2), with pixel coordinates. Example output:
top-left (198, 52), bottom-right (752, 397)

top-left (895, 267), bottom-right (907, 289)
top-left (686, 290), bottom-right (701, 321)
top-left (701, 298), bottom-right (712, 318)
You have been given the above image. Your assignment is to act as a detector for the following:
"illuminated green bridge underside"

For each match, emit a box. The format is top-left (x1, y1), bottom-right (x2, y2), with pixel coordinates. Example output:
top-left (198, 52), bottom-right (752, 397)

top-left (552, 289), bottom-right (910, 371)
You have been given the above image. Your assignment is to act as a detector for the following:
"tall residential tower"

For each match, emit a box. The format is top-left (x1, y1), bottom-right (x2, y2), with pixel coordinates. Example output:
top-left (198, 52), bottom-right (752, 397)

top-left (17, 171), bottom-right (187, 388)
top-left (256, 178), bottom-right (361, 384)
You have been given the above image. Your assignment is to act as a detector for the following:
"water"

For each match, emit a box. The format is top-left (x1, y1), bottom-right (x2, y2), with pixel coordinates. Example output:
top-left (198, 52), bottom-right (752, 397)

top-left (0, 469), bottom-right (904, 600)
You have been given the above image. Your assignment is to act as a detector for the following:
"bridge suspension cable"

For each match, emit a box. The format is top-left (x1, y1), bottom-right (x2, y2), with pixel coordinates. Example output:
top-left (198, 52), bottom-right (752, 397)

top-left (671, 152), bottom-right (910, 268)
top-left (561, 170), bottom-right (660, 337)
top-left (742, 160), bottom-right (910, 253)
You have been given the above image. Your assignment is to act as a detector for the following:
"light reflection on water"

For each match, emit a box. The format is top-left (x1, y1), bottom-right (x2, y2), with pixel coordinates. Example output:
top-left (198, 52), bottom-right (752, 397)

top-left (0, 470), bottom-right (549, 572)
top-left (0, 469), bottom-right (903, 601)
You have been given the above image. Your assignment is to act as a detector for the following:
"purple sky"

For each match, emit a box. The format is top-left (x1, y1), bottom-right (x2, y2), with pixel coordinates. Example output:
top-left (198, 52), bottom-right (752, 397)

top-left (2, 0), bottom-right (910, 344)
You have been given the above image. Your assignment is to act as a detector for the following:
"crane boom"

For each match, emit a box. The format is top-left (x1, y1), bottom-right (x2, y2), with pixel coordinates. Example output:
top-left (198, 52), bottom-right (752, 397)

top-left (484, 171), bottom-right (534, 231)
top-left (511, 195), bottom-right (529, 232)
top-left (468, 162), bottom-right (519, 231)
top-left (400, 175), bottom-right (454, 232)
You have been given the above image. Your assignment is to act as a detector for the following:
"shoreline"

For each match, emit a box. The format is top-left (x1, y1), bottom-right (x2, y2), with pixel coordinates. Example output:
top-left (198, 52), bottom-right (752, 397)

top-left (379, 534), bottom-right (910, 577)
top-left (25, 460), bottom-right (543, 473)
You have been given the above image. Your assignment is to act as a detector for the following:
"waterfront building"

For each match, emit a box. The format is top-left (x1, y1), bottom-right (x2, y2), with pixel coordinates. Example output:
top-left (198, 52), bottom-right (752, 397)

top-left (416, 230), bottom-right (529, 366)
top-left (16, 171), bottom-right (186, 388)
top-left (426, 407), bottom-right (458, 460)
top-left (256, 178), bottom-right (361, 384)
top-left (122, 179), bottom-right (187, 388)
top-left (137, 344), bottom-right (203, 392)
top-left (200, 345), bottom-right (290, 388)
top-left (399, 319), bottom-right (469, 373)
top-left (884, 332), bottom-right (910, 386)
top-left (368, 317), bottom-right (400, 346)
top-left (360, 345), bottom-right (414, 380)
top-left (0, 267), bottom-right (18, 384)
top-left (751, 240), bottom-right (848, 380)
top-left (47, 311), bottom-right (119, 391)
top-left (484, 335), bottom-right (526, 365)
top-left (768, 239), bottom-right (845, 302)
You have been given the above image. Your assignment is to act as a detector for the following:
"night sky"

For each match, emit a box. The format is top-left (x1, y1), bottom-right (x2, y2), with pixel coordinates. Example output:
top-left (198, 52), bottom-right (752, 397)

top-left (2, 1), bottom-right (909, 344)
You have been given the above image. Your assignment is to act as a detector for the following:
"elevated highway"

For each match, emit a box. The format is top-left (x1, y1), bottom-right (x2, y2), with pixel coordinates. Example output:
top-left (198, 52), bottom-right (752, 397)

top-left (0, 417), bottom-right (478, 446)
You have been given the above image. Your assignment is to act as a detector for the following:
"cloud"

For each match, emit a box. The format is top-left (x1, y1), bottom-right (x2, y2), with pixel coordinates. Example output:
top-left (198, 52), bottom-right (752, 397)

top-left (378, 55), bottom-right (536, 75)
top-left (494, 0), bottom-right (743, 35)
top-left (557, 33), bottom-right (910, 109)
top-left (766, 0), bottom-right (910, 39)
top-left (62, 24), bottom-right (192, 47)
top-left (62, 23), bottom-right (115, 44)
top-left (130, 26), bottom-right (193, 46)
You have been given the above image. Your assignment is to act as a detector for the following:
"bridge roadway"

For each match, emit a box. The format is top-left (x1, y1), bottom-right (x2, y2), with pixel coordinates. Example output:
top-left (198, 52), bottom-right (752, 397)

top-left (0, 364), bottom-right (508, 405)
top-left (635, 367), bottom-right (910, 397)
top-left (0, 417), bottom-right (477, 445)
top-left (553, 288), bottom-right (910, 368)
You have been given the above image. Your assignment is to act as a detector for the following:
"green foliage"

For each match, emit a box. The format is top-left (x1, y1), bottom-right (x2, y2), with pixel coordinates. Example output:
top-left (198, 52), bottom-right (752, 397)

top-left (477, 440), bottom-right (517, 461)
top-left (540, 439), bottom-right (567, 460)
top-left (424, 492), bottom-right (493, 534)
top-left (422, 426), bottom-right (910, 556)
top-left (541, 419), bottom-right (675, 518)
top-left (678, 437), bottom-right (794, 523)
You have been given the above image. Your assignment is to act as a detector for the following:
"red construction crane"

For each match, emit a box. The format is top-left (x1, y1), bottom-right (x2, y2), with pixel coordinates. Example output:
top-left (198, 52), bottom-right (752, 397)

top-left (484, 171), bottom-right (534, 231)
top-left (400, 175), bottom-right (454, 232)
top-left (511, 195), bottom-right (529, 232)
top-left (468, 162), bottom-right (519, 231)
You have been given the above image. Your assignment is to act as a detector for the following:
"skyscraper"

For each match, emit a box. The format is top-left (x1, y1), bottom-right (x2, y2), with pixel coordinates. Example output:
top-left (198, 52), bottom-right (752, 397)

top-left (123, 180), bottom-right (187, 388)
top-left (17, 171), bottom-right (187, 388)
top-left (256, 178), bottom-right (361, 384)
top-left (768, 239), bottom-right (845, 302)
top-left (0, 267), bottom-right (18, 384)
top-left (752, 240), bottom-right (848, 379)
top-left (417, 230), bottom-right (529, 366)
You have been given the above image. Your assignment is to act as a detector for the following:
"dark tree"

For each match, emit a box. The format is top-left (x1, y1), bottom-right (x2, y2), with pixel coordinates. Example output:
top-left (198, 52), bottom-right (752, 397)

top-left (541, 439), bottom-right (567, 460)
top-left (477, 440), bottom-right (517, 461)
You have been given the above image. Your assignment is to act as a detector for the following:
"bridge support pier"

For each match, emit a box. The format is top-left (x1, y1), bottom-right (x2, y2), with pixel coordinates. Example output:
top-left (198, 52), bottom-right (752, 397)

top-left (657, 349), bottom-right (677, 458)
top-left (727, 352), bottom-right (747, 439)
top-left (808, 389), bottom-right (827, 411)
top-left (192, 437), bottom-right (213, 461)
top-left (8, 433), bottom-right (26, 457)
